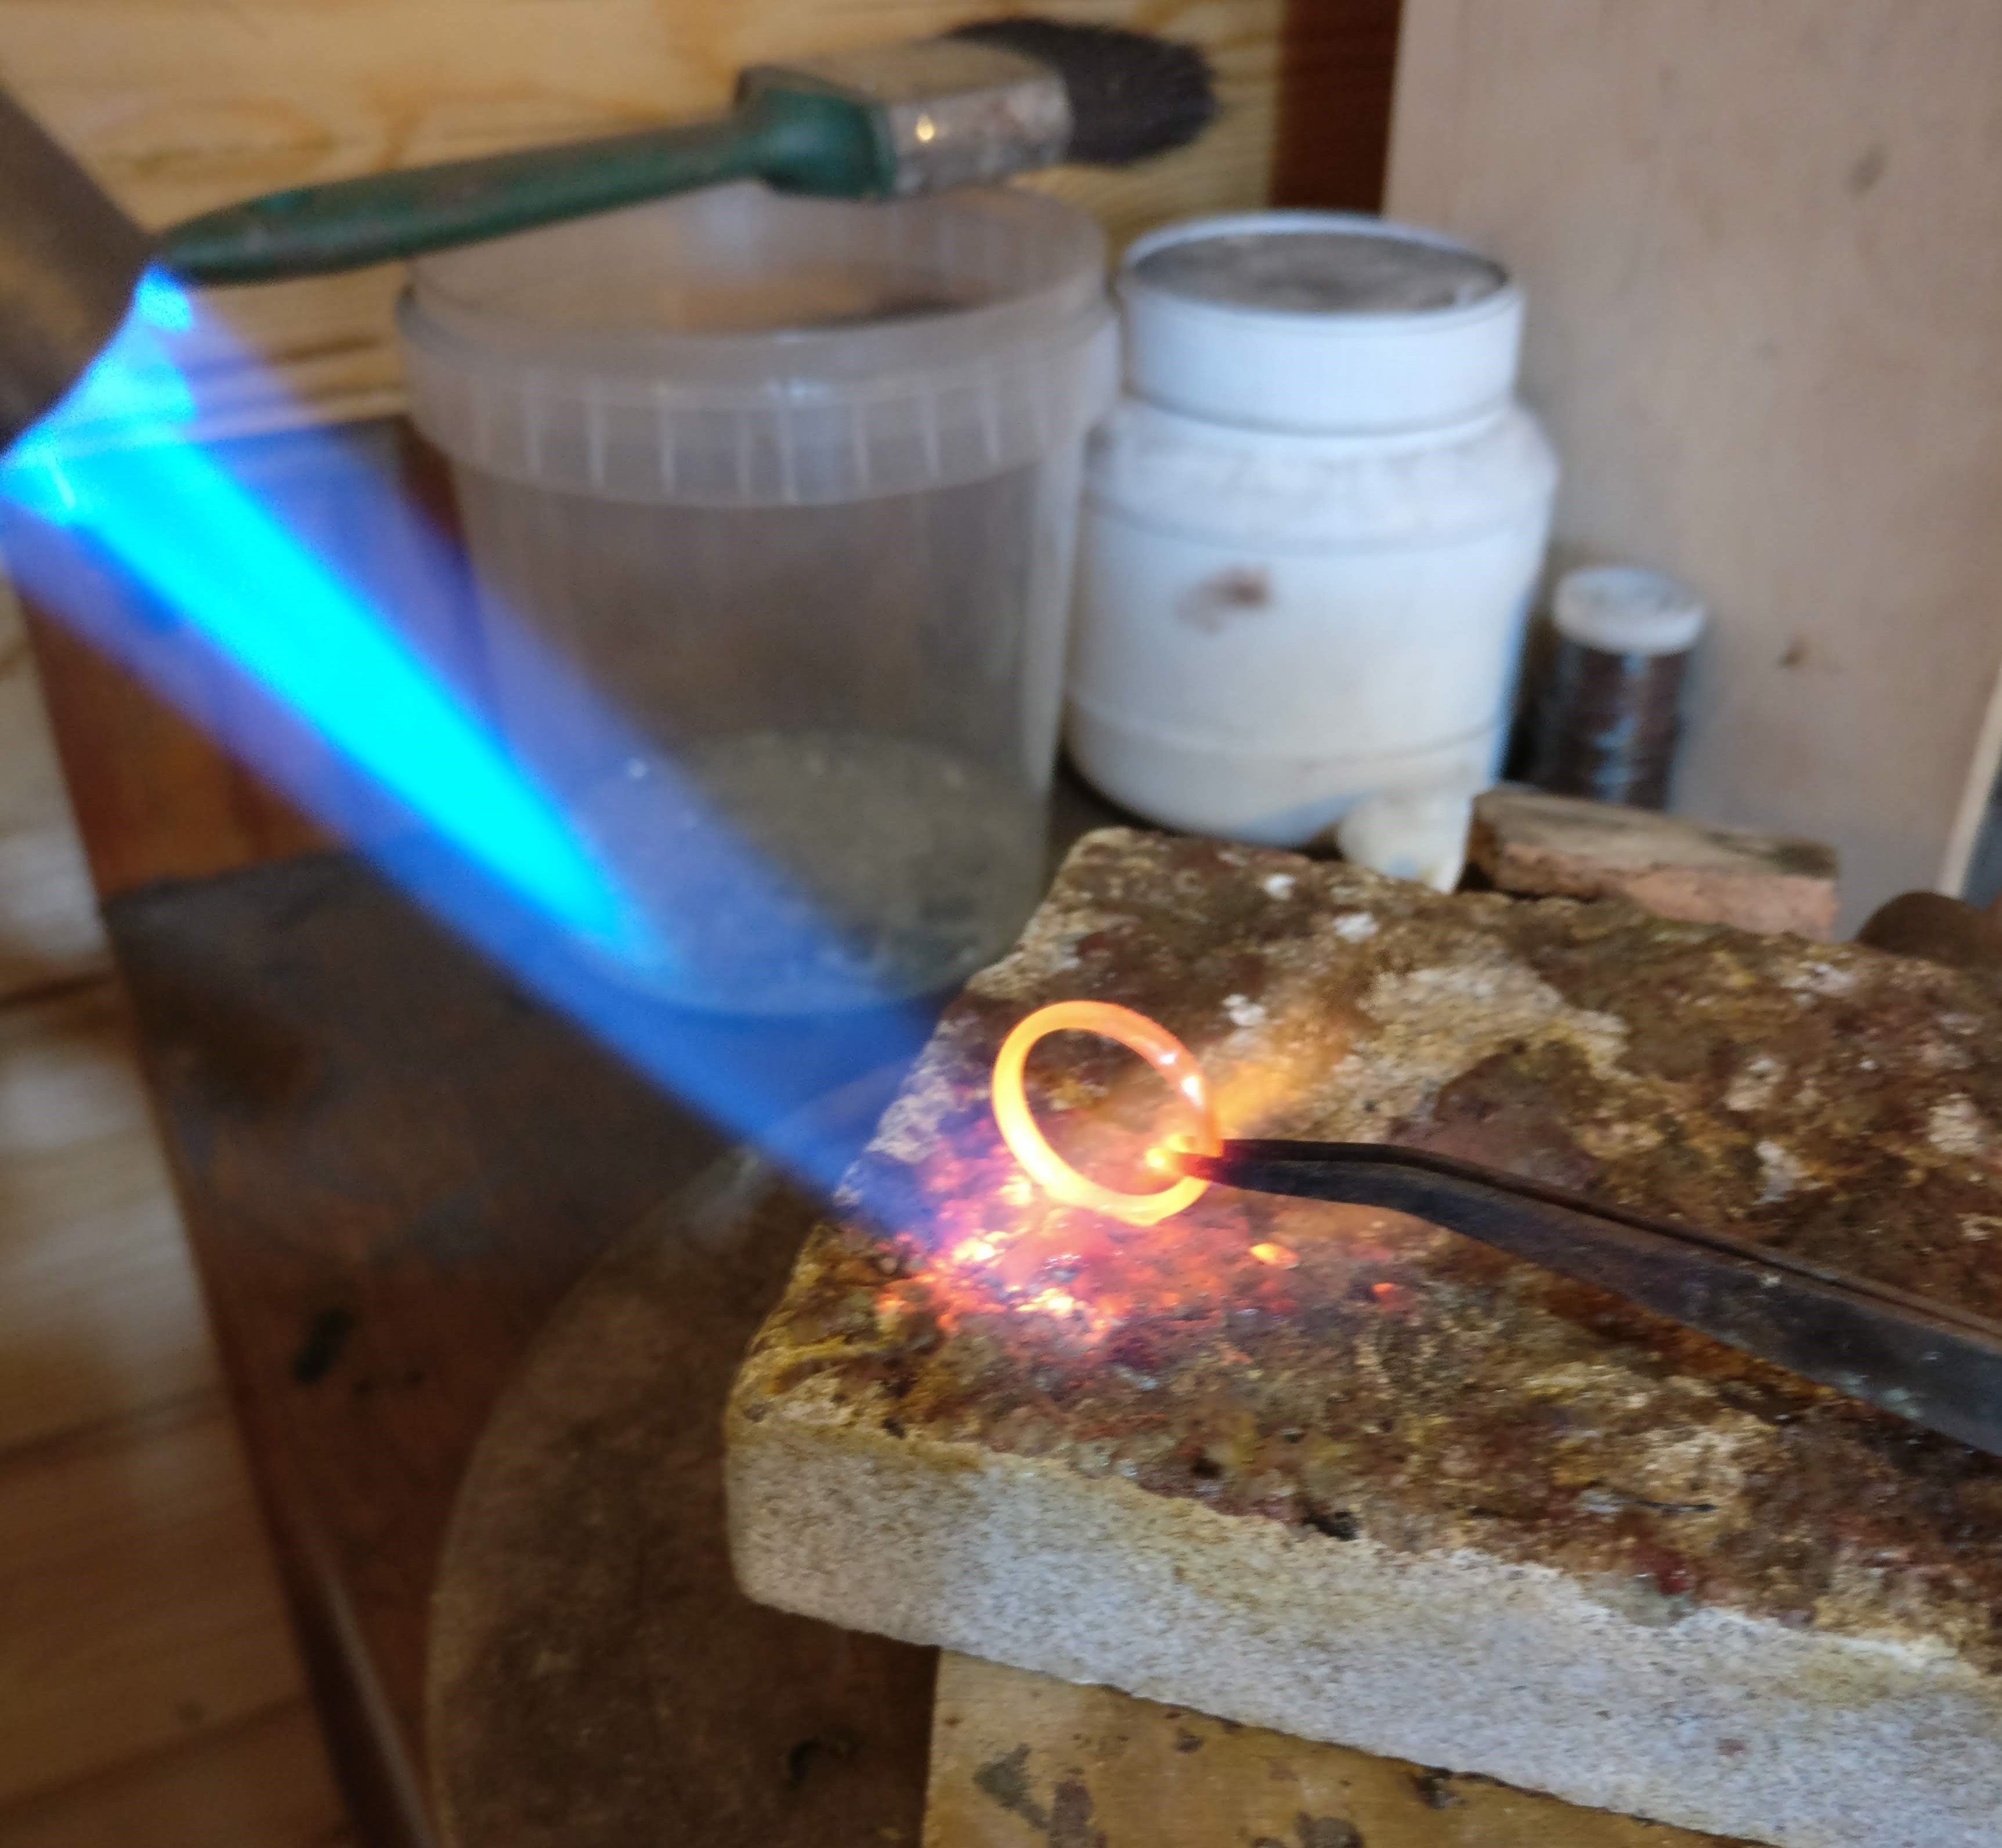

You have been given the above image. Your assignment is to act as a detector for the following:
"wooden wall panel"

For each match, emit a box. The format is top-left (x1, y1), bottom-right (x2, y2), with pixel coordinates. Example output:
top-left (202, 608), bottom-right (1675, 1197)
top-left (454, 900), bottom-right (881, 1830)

top-left (0, 983), bottom-right (215, 1456)
top-left (0, 490), bottom-right (345, 1842)
top-left (0, 974), bottom-right (346, 1839)
top-left (0, 1698), bottom-right (349, 1848)
top-left (0, 0), bottom-right (1286, 437)
top-left (0, 1397), bottom-right (317, 1810)
top-left (1387, 0), bottom-right (2002, 929)
top-left (0, 584), bottom-right (106, 999)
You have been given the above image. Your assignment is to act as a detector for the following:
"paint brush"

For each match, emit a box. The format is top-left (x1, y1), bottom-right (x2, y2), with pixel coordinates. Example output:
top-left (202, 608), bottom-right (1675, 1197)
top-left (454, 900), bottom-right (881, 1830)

top-left (161, 20), bottom-right (1216, 285)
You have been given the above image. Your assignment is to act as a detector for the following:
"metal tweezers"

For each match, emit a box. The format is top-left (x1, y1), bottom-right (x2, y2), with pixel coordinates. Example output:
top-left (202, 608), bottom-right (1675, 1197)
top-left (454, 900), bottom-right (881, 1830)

top-left (1175, 1139), bottom-right (2002, 1460)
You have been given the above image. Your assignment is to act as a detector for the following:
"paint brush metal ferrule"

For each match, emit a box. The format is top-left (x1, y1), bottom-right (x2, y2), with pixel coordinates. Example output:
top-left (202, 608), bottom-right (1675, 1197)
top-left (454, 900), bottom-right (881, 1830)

top-left (741, 39), bottom-right (1071, 197)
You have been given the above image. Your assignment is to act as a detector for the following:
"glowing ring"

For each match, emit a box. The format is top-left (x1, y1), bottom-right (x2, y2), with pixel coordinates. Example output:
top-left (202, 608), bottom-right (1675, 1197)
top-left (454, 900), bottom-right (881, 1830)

top-left (991, 1001), bottom-right (1220, 1225)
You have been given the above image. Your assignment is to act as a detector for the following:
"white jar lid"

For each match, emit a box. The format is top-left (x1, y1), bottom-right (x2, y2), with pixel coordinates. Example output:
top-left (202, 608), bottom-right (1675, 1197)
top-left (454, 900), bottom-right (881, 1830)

top-left (1130, 225), bottom-right (1505, 314)
top-left (1118, 211), bottom-right (1524, 433)
top-left (1553, 565), bottom-right (1707, 656)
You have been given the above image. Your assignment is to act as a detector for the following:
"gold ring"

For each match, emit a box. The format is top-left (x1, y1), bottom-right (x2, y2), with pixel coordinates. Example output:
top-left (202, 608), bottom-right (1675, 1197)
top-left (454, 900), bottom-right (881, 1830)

top-left (990, 1001), bottom-right (1219, 1225)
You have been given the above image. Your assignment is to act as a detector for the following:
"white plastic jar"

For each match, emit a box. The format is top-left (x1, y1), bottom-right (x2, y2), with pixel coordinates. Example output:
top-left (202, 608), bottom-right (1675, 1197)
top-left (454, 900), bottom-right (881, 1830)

top-left (1068, 211), bottom-right (1557, 887)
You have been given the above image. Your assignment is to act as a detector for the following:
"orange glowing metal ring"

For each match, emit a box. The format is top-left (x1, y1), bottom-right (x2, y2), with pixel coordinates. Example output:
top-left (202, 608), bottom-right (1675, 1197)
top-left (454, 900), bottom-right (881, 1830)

top-left (991, 1001), bottom-right (1221, 1225)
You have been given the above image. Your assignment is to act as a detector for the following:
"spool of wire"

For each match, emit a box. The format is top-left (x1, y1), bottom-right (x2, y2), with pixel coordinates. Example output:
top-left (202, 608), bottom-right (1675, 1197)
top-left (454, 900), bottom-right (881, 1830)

top-left (1528, 565), bottom-right (1705, 810)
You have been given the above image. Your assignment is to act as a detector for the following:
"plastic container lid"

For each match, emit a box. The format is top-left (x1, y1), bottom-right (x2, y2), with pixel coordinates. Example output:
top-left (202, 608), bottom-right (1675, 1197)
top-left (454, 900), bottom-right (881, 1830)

top-left (398, 181), bottom-right (1116, 507)
top-left (1117, 211), bottom-right (1524, 434)
top-left (1553, 565), bottom-right (1708, 657)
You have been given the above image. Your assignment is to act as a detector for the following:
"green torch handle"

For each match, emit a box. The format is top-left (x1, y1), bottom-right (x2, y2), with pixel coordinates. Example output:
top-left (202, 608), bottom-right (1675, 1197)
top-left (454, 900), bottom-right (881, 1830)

top-left (160, 88), bottom-right (891, 286)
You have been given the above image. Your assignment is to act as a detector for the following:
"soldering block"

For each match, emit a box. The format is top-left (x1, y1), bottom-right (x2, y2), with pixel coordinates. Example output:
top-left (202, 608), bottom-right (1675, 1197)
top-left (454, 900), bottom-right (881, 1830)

top-left (727, 829), bottom-right (2002, 1848)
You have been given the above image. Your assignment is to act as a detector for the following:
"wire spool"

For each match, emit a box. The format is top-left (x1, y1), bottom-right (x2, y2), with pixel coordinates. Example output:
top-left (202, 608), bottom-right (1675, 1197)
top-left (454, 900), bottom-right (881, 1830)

top-left (1528, 565), bottom-right (1705, 811)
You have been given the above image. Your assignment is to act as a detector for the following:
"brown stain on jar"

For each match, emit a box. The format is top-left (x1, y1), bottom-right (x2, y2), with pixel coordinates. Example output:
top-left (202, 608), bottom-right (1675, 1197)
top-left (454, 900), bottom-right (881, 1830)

top-left (1179, 566), bottom-right (1273, 634)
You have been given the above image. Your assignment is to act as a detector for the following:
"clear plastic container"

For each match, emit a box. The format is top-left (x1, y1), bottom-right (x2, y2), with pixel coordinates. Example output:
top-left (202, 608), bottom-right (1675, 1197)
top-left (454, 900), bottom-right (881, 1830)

top-left (399, 182), bottom-right (1115, 1012)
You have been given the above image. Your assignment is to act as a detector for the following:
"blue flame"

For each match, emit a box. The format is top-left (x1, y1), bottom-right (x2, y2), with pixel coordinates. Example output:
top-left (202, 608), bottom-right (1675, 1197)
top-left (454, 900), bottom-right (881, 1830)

top-left (2, 277), bottom-right (654, 967)
top-left (0, 271), bottom-right (933, 1179)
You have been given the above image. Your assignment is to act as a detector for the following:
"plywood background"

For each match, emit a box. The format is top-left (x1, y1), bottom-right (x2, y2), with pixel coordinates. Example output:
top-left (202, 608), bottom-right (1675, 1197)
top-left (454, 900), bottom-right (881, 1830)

top-left (1388, 0), bottom-right (2002, 928)
top-left (0, 580), bottom-right (348, 1840)
top-left (0, 0), bottom-right (1287, 437)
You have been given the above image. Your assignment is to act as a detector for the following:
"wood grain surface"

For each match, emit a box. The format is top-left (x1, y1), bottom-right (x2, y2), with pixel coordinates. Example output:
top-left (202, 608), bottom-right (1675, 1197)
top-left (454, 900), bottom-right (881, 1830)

top-left (105, 849), bottom-right (944, 1844)
top-left (0, 543), bottom-right (347, 1835)
top-left (1388, 0), bottom-right (2002, 927)
top-left (0, 583), bottom-right (106, 1001)
top-left (0, 1698), bottom-right (350, 1848)
top-left (2, 0), bottom-right (1295, 437)
top-left (0, 1394), bottom-right (312, 1810)
top-left (926, 1654), bottom-right (1755, 1847)
top-left (0, 983), bottom-right (216, 1456)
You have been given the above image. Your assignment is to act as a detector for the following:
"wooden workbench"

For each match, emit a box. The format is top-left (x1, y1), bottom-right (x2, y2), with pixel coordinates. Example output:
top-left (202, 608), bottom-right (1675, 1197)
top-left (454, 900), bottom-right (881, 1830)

top-left (104, 849), bottom-right (940, 1846)
top-left (925, 1654), bottom-right (1751, 1847)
